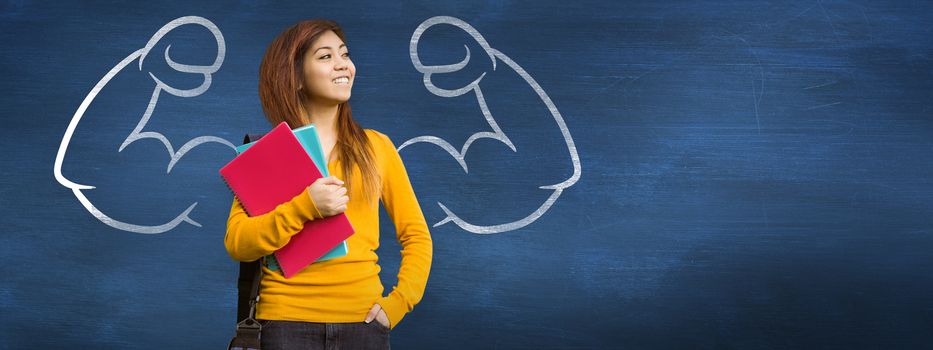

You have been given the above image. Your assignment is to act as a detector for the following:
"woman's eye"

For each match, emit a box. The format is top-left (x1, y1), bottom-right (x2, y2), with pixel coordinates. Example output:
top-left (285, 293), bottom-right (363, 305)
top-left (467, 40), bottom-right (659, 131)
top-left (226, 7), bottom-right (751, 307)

top-left (320, 54), bottom-right (330, 59)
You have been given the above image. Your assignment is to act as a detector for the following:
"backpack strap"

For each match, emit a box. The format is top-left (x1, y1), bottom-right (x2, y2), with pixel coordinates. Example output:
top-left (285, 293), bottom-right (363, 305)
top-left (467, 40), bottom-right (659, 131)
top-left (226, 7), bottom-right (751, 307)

top-left (231, 261), bottom-right (262, 350)
top-left (230, 132), bottom-right (266, 349)
top-left (243, 133), bottom-right (264, 145)
top-left (235, 132), bottom-right (266, 324)
top-left (235, 261), bottom-right (261, 323)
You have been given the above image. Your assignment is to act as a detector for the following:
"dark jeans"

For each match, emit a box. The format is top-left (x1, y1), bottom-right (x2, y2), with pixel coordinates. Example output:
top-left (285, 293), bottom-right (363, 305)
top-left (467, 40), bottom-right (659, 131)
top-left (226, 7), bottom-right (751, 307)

top-left (259, 320), bottom-right (390, 350)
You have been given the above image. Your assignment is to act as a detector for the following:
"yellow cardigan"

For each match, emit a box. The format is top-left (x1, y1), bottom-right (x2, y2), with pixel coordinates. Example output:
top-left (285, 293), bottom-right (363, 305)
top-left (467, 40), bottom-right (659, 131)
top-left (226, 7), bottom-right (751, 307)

top-left (224, 129), bottom-right (432, 330)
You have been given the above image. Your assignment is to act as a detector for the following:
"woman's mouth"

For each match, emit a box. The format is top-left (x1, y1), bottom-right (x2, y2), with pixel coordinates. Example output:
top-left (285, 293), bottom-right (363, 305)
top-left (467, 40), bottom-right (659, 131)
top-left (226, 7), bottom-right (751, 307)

top-left (333, 77), bottom-right (350, 85)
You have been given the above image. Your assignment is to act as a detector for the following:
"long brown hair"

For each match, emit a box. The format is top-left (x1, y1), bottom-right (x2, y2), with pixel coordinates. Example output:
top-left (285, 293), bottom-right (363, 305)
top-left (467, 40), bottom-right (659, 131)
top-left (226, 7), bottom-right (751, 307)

top-left (258, 19), bottom-right (379, 203)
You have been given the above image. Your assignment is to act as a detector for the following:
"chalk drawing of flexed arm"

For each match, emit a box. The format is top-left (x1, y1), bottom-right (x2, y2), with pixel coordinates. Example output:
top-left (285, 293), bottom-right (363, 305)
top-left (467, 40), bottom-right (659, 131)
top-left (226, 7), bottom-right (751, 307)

top-left (402, 16), bottom-right (582, 234)
top-left (53, 16), bottom-right (234, 234)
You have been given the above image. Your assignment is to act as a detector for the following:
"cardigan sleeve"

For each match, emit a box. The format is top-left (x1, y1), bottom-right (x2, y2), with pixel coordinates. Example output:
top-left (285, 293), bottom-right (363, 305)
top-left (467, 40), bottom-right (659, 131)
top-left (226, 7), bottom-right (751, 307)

top-left (224, 187), bottom-right (324, 262)
top-left (374, 132), bottom-right (434, 330)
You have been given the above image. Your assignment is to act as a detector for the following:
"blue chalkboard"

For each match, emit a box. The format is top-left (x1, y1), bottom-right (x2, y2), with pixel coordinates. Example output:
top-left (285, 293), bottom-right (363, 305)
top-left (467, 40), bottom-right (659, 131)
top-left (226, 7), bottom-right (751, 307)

top-left (3, 0), bottom-right (933, 348)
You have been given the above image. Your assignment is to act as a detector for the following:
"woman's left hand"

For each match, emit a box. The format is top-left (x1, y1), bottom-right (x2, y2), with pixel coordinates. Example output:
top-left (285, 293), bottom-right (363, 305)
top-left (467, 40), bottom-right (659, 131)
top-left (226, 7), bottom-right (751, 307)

top-left (365, 303), bottom-right (391, 329)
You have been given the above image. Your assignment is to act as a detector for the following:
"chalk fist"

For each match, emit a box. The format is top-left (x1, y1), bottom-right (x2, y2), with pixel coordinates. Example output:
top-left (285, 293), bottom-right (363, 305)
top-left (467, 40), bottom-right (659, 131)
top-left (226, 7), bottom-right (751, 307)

top-left (307, 176), bottom-right (349, 217)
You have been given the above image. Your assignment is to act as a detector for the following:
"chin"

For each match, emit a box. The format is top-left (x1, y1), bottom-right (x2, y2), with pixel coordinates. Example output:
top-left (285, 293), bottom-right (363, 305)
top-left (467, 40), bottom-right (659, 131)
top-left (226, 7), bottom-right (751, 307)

top-left (334, 93), bottom-right (351, 103)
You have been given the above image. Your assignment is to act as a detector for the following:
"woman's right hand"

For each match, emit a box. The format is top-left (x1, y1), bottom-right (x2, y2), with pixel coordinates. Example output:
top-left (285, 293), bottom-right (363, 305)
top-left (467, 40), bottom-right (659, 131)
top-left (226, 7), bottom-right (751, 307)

top-left (307, 176), bottom-right (349, 217)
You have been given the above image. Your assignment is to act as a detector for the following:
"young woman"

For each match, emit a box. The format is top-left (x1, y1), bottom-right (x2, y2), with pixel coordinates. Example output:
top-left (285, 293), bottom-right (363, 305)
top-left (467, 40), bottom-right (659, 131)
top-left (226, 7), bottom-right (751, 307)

top-left (224, 19), bottom-right (433, 349)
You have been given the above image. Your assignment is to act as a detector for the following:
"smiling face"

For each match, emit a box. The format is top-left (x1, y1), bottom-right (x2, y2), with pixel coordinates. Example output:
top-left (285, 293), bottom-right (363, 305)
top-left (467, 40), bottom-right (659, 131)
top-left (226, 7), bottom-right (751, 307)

top-left (300, 30), bottom-right (355, 106)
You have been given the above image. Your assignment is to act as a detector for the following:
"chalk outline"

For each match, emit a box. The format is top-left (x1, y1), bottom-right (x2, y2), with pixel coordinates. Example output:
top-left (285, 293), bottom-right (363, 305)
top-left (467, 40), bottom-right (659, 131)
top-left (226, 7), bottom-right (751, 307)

top-left (55, 15), bottom-right (581, 235)
top-left (53, 16), bottom-right (232, 234)
top-left (403, 16), bottom-right (582, 234)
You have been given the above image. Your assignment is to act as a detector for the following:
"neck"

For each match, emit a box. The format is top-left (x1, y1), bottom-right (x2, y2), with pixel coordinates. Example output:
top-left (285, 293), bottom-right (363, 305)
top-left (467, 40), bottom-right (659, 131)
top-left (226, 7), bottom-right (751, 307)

top-left (302, 100), bottom-right (340, 135)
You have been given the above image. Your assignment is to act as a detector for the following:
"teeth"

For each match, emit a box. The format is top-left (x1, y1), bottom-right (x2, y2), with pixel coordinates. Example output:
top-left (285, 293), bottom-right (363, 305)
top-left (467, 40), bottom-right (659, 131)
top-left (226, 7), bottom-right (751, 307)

top-left (333, 77), bottom-right (349, 85)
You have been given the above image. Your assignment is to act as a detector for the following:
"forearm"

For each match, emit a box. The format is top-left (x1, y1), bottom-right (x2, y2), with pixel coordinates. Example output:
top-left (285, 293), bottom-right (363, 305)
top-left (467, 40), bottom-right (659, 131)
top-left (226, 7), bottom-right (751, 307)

top-left (377, 136), bottom-right (434, 327)
top-left (224, 188), bottom-right (322, 262)
top-left (378, 225), bottom-right (433, 329)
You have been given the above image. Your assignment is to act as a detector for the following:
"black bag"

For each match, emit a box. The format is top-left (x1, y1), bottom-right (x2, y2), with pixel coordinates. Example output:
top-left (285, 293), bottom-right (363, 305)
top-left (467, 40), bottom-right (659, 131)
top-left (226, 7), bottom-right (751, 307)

top-left (228, 133), bottom-right (266, 350)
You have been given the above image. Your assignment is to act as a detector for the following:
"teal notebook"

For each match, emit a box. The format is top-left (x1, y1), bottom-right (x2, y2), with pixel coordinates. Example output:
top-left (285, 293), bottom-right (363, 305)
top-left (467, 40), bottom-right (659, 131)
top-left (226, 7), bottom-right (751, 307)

top-left (235, 123), bottom-right (349, 270)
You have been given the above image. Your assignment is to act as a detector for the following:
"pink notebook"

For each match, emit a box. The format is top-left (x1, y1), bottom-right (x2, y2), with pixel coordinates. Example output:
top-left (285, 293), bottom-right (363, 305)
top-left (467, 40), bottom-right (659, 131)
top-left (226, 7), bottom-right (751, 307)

top-left (219, 121), bottom-right (355, 278)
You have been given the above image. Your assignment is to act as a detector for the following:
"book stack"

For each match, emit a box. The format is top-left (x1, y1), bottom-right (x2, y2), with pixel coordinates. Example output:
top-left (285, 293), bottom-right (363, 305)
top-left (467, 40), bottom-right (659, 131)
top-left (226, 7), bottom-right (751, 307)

top-left (221, 121), bottom-right (354, 278)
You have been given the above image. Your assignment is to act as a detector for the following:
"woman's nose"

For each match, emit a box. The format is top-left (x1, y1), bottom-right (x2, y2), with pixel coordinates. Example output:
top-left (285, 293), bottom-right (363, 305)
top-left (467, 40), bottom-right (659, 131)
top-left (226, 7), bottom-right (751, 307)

top-left (335, 57), bottom-right (349, 70)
